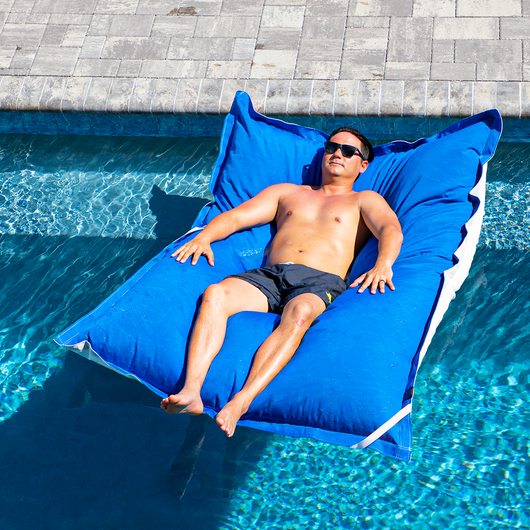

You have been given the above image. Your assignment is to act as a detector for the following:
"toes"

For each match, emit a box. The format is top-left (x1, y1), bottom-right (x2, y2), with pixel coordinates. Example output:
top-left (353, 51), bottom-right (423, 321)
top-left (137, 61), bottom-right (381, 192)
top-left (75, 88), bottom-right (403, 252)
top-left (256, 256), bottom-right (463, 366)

top-left (220, 419), bottom-right (232, 436)
top-left (216, 414), bottom-right (232, 435)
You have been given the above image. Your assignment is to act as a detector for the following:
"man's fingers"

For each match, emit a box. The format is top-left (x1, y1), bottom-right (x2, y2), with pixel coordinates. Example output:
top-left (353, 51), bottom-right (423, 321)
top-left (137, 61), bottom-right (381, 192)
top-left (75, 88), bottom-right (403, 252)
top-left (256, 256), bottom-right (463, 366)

top-left (350, 274), bottom-right (365, 288)
top-left (350, 275), bottom-right (372, 293)
top-left (354, 275), bottom-right (394, 294)
top-left (171, 246), bottom-right (185, 258)
top-left (172, 243), bottom-right (195, 262)
top-left (178, 248), bottom-right (194, 263)
top-left (357, 276), bottom-right (373, 293)
top-left (351, 267), bottom-right (395, 294)
top-left (191, 248), bottom-right (205, 265)
top-left (172, 243), bottom-right (214, 266)
top-left (173, 250), bottom-right (187, 262)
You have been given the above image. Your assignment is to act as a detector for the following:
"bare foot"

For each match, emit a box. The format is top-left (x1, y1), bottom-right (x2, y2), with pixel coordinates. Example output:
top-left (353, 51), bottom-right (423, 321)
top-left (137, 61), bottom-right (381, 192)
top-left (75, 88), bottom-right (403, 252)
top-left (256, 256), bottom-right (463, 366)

top-left (161, 390), bottom-right (203, 415)
top-left (216, 400), bottom-right (247, 437)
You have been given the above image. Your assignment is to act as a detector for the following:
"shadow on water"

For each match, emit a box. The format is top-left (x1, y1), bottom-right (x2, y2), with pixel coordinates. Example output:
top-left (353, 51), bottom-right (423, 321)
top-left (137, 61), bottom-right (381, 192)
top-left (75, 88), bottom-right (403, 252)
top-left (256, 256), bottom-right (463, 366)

top-left (0, 192), bottom-right (271, 530)
top-left (0, 352), bottom-right (271, 530)
top-left (148, 184), bottom-right (209, 240)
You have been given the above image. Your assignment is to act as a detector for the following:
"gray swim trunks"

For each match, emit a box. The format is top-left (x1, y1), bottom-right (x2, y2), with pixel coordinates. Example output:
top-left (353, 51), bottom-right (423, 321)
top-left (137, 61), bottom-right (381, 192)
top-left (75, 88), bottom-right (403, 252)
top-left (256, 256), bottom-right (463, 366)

top-left (228, 263), bottom-right (348, 313)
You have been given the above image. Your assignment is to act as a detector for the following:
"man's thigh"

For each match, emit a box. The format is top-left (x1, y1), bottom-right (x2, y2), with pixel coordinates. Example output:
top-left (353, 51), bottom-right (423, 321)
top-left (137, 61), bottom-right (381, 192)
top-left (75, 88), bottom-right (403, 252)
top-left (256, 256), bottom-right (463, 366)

top-left (213, 277), bottom-right (270, 316)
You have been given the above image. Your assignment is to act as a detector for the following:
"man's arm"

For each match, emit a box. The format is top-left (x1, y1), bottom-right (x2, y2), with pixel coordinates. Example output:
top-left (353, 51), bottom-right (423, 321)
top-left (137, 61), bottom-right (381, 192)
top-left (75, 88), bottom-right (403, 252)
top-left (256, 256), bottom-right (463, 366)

top-left (172, 184), bottom-right (290, 266)
top-left (350, 191), bottom-right (403, 294)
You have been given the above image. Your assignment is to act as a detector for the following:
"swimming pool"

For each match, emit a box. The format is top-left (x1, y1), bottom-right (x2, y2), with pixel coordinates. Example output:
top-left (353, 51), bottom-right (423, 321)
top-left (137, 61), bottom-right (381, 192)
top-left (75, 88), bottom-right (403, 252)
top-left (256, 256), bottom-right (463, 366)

top-left (0, 128), bottom-right (529, 528)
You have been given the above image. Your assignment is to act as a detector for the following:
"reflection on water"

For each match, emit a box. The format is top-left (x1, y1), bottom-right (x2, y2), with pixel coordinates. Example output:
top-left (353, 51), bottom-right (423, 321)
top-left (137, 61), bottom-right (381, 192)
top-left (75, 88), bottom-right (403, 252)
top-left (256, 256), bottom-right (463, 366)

top-left (0, 134), bottom-right (529, 528)
top-left (0, 134), bottom-right (213, 422)
top-left (0, 134), bottom-right (215, 238)
top-left (1, 133), bottom-right (529, 249)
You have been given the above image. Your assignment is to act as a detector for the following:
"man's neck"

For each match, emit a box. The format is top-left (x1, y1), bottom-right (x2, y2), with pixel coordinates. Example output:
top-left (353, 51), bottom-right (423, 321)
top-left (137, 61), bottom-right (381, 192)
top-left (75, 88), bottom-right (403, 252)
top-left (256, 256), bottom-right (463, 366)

top-left (317, 176), bottom-right (357, 196)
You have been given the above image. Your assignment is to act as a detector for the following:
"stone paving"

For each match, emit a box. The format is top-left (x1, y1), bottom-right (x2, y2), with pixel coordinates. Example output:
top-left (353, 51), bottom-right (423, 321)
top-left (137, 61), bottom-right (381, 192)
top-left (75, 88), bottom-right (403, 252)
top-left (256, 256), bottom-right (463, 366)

top-left (0, 0), bottom-right (528, 117)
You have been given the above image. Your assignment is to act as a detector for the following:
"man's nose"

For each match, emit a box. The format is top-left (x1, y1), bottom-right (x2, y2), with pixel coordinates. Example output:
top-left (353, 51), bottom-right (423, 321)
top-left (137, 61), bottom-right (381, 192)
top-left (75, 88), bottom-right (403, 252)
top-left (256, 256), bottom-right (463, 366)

top-left (331, 146), bottom-right (342, 157)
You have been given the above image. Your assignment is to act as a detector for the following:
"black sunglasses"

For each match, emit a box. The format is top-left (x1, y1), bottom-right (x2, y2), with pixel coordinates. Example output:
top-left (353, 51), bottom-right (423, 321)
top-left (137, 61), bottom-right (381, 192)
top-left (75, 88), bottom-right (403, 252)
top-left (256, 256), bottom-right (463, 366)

top-left (324, 141), bottom-right (366, 161)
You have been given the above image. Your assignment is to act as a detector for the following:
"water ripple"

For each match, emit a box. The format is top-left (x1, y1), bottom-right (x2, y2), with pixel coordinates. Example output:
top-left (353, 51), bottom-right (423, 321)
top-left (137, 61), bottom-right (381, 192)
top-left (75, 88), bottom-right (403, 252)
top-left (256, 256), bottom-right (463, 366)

top-left (0, 134), bottom-right (216, 239)
top-left (0, 134), bottom-right (218, 422)
top-left (481, 182), bottom-right (530, 250)
top-left (0, 145), bottom-right (527, 250)
top-left (1, 135), bottom-right (529, 527)
top-left (223, 249), bottom-right (530, 528)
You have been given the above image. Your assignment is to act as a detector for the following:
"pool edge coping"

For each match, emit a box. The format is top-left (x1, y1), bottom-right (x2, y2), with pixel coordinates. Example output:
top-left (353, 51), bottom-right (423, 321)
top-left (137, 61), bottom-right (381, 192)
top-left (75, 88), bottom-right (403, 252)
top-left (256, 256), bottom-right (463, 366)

top-left (2, 76), bottom-right (530, 121)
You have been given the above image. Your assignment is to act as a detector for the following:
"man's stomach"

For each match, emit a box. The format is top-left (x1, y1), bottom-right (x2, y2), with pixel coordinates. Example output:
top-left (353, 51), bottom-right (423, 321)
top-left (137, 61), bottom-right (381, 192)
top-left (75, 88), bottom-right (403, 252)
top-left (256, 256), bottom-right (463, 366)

top-left (266, 248), bottom-right (352, 280)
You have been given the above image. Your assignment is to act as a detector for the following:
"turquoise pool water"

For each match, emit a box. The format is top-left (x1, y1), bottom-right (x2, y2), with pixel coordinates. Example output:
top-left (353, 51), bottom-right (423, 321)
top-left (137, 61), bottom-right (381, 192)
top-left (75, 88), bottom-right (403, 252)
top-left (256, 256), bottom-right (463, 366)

top-left (0, 133), bottom-right (529, 529)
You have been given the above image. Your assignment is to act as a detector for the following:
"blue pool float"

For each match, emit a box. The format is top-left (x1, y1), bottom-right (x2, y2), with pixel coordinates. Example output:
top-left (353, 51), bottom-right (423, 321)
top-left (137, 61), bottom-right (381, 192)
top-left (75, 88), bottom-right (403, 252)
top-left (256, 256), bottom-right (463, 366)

top-left (55, 92), bottom-right (502, 461)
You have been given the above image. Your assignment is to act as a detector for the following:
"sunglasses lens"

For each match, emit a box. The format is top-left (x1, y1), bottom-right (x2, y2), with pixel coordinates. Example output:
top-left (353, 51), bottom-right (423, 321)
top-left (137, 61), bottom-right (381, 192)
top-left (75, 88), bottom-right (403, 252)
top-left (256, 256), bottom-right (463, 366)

top-left (341, 145), bottom-right (355, 158)
top-left (324, 142), bottom-right (338, 154)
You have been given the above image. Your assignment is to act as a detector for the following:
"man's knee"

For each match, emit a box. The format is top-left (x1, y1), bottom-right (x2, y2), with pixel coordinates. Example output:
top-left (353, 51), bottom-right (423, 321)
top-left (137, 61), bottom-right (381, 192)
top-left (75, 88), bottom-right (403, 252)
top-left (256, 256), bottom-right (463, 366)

top-left (202, 280), bottom-right (252, 311)
top-left (282, 296), bottom-right (324, 328)
top-left (202, 282), bottom-right (231, 306)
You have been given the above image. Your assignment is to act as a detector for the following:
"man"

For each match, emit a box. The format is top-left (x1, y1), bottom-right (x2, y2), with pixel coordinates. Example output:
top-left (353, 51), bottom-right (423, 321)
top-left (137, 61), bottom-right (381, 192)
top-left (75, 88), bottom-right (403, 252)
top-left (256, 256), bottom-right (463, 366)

top-left (161, 127), bottom-right (403, 437)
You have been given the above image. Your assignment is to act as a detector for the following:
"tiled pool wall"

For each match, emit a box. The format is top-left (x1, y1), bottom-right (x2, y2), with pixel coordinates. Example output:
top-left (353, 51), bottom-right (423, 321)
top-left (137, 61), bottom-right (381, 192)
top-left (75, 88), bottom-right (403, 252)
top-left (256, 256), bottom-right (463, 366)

top-left (0, 110), bottom-right (528, 142)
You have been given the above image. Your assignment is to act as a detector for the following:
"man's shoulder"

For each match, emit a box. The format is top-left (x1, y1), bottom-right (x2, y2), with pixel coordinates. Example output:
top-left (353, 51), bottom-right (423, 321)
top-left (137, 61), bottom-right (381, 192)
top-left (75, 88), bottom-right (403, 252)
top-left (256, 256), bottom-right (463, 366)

top-left (355, 190), bottom-right (385, 202)
top-left (261, 183), bottom-right (309, 198)
top-left (356, 190), bottom-right (395, 217)
top-left (263, 183), bottom-right (305, 192)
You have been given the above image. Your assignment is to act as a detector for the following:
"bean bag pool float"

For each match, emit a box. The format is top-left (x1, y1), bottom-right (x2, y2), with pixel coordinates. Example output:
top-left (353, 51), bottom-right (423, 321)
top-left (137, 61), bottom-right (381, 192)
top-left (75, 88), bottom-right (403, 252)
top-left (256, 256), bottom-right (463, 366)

top-left (55, 91), bottom-right (502, 461)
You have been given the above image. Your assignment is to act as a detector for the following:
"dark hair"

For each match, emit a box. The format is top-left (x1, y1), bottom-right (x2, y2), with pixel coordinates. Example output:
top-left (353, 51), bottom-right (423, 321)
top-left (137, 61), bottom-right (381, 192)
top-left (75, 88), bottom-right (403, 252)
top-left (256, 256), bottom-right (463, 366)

top-left (329, 126), bottom-right (374, 163)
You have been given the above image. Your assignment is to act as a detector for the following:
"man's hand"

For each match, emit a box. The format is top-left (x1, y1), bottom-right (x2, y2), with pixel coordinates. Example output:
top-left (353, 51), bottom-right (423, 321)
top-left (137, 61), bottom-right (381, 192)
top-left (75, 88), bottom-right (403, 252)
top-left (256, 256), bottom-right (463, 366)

top-left (171, 234), bottom-right (214, 266)
top-left (350, 261), bottom-right (395, 294)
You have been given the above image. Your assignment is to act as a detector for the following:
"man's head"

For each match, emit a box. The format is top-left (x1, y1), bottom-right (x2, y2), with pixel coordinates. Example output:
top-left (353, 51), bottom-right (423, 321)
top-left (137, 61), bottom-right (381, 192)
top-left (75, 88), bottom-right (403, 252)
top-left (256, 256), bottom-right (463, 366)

top-left (328, 127), bottom-right (374, 163)
top-left (322, 127), bottom-right (373, 183)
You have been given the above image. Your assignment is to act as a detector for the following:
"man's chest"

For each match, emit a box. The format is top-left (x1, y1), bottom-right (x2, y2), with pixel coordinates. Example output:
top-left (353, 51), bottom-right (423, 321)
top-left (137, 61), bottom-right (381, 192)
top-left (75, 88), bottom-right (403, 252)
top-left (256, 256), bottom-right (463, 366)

top-left (276, 191), bottom-right (361, 228)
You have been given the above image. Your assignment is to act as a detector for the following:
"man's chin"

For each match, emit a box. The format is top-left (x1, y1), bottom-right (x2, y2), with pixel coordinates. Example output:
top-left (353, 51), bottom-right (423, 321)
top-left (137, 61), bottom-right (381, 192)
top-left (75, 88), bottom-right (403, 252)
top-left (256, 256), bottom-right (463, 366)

top-left (326, 165), bottom-right (344, 174)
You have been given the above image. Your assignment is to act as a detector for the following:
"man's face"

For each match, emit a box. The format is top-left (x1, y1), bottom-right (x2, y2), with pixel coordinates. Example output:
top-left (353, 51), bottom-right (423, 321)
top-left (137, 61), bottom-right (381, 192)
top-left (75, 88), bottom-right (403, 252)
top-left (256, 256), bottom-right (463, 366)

top-left (322, 132), bottom-right (369, 181)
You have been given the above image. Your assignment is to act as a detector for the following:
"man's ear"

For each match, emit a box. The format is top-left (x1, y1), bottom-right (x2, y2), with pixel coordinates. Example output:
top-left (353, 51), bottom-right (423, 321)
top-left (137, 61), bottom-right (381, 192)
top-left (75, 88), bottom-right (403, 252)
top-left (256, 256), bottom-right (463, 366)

top-left (359, 160), bottom-right (369, 173)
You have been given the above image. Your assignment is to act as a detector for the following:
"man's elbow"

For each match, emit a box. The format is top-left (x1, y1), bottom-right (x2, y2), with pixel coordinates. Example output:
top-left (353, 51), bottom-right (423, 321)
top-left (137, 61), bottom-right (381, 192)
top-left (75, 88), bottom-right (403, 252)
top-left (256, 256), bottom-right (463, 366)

top-left (394, 224), bottom-right (403, 243)
top-left (393, 225), bottom-right (403, 249)
top-left (382, 222), bottom-right (403, 240)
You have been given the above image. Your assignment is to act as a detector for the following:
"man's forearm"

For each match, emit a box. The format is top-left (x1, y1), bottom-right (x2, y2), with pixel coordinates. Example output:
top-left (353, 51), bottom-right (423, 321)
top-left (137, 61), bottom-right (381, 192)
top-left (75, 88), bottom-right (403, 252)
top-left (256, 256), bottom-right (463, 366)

top-left (350, 224), bottom-right (402, 293)
top-left (376, 224), bottom-right (403, 267)
top-left (199, 210), bottom-right (239, 244)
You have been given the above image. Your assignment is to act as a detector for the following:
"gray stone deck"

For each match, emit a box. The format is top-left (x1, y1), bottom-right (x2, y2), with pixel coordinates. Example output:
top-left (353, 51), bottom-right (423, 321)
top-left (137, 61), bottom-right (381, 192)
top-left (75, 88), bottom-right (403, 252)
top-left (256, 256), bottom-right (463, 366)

top-left (0, 0), bottom-right (528, 117)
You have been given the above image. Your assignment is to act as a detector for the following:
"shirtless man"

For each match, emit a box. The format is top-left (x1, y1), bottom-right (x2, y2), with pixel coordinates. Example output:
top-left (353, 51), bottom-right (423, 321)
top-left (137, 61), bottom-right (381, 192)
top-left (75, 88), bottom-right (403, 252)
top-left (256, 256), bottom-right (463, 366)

top-left (161, 127), bottom-right (403, 437)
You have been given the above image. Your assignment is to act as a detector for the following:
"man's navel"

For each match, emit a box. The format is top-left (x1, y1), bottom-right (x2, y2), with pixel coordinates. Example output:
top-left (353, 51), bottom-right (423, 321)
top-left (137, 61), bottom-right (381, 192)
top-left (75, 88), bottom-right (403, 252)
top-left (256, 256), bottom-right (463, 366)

top-left (335, 217), bottom-right (342, 223)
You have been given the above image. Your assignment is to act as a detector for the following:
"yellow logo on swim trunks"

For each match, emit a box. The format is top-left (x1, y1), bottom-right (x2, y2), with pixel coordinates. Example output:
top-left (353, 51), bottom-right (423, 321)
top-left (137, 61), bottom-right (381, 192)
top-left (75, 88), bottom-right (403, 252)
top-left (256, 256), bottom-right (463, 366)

top-left (326, 292), bottom-right (332, 304)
